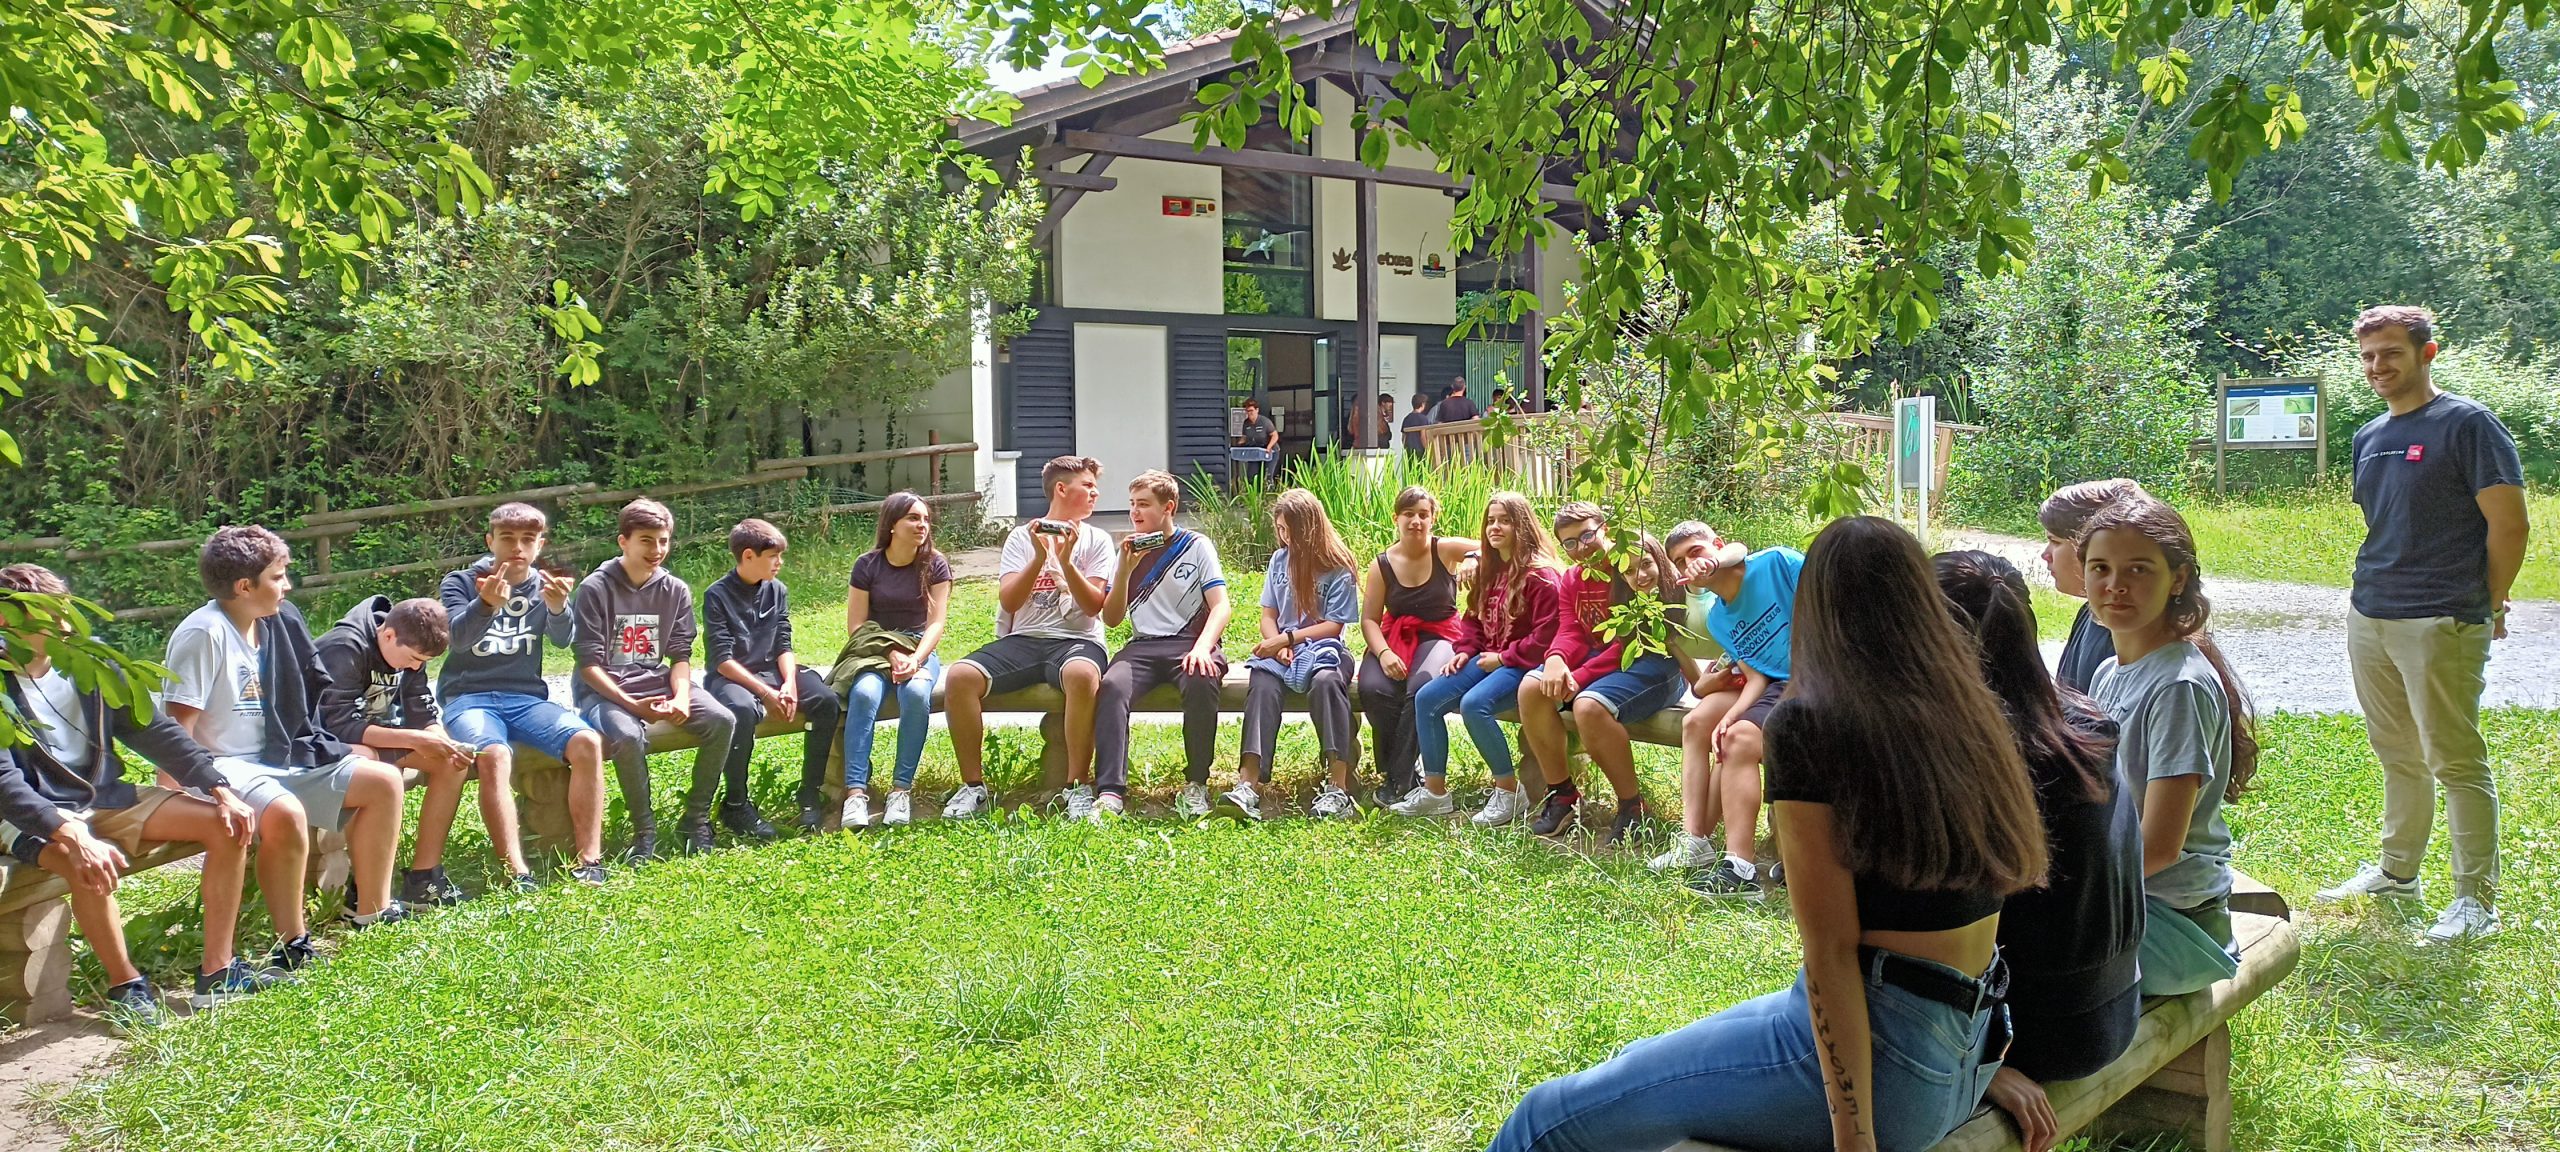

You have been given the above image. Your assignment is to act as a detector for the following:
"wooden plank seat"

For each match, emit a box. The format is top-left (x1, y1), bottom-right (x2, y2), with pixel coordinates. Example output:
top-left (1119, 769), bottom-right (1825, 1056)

top-left (1672, 877), bottom-right (2303, 1152)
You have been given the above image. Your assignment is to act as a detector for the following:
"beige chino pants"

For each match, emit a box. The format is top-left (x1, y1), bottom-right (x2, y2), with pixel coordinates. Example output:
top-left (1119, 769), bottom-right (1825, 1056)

top-left (2348, 610), bottom-right (2498, 902)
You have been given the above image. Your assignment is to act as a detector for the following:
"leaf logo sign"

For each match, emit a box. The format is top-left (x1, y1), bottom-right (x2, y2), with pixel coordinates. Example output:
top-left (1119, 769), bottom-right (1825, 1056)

top-left (1331, 248), bottom-right (1355, 271)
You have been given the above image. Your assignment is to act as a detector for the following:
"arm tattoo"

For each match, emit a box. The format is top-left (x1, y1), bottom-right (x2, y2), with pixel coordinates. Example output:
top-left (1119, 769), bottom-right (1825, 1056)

top-left (1807, 974), bottom-right (1867, 1134)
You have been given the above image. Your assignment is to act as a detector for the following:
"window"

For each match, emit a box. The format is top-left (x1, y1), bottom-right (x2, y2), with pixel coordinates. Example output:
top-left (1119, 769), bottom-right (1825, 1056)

top-left (1223, 121), bottom-right (1314, 318)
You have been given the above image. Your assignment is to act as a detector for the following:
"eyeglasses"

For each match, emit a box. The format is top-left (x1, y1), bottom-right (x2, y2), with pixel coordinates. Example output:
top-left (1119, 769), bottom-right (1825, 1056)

top-left (1566, 525), bottom-right (1605, 548)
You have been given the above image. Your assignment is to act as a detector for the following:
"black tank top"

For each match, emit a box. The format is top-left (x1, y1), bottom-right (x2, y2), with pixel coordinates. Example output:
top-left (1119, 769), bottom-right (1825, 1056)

top-left (1376, 540), bottom-right (1460, 622)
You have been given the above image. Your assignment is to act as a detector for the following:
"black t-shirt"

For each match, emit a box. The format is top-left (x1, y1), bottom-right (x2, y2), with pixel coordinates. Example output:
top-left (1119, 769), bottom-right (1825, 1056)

top-left (1999, 697), bottom-right (2144, 1016)
top-left (1761, 698), bottom-right (2008, 932)
top-left (2351, 392), bottom-right (2524, 622)
top-left (849, 550), bottom-right (953, 634)
top-left (1400, 409), bottom-right (1432, 453)
top-left (1434, 395), bottom-right (1480, 424)
top-left (2055, 602), bottom-right (2116, 695)
top-left (1236, 414), bottom-right (1277, 449)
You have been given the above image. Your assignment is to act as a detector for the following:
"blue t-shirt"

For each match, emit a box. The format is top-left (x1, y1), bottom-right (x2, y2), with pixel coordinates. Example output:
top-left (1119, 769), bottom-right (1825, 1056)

top-left (1259, 549), bottom-right (1361, 631)
top-left (2351, 392), bottom-right (2524, 623)
top-left (1705, 547), bottom-right (1803, 681)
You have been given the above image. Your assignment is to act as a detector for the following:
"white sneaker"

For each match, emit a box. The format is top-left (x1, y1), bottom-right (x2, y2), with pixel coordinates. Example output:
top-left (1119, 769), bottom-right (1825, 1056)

top-left (1061, 785), bottom-right (1096, 821)
top-left (1310, 785), bottom-right (1359, 819)
top-left (1222, 782), bottom-right (1265, 821)
top-left (942, 784), bottom-right (991, 819)
top-left (2421, 896), bottom-right (2500, 944)
top-left (1471, 786), bottom-right (1527, 827)
top-left (2315, 862), bottom-right (2422, 903)
top-left (1174, 783), bottom-right (1213, 818)
top-left (1390, 787), bottom-right (1454, 817)
top-left (1091, 791), bottom-right (1125, 823)
top-left (884, 790), bottom-right (912, 827)
top-left (1648, 832), bottom-right (1717, 872)
top-left (840, 791), bottom-right (872, 830)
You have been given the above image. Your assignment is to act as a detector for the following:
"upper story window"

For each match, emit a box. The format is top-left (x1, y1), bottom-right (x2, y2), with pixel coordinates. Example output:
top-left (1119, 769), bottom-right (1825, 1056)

top-left (1222, 117), bottom-right (1313, 317)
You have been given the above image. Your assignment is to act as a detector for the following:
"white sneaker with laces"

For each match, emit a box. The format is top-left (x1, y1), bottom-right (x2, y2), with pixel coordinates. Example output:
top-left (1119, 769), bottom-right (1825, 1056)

top-left (1061, 785), bottom-right (1096, 821)
top-left (1222, 783), bottom-right (1265, 821)
top-left (883, 790), bottom-right (912, 826)
top-left (2421, 896), bottom-right (2500, 944)
top-left (1174, 783), bottom-right (1213, 818)
top-left (1311, 785), bottom-right (1359, 819)
top-left (1390, 787), bottom-right (1454, 817)
top-left (1648, 832), bottom-right (1716, 872)
top-left (1091, 792), bottom-right (1125, 823)
top-left (2315, 862), bottom-right (2422, 903)
top-left (840, 791), bottom-right (872, 830)
top-left (943, 784), bottom-right (991, 819)
top-left (1471, 786), bottom-right (1527, 827)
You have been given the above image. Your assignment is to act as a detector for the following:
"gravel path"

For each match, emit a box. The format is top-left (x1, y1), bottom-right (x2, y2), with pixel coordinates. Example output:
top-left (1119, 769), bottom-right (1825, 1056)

top-left (1940, 529), bottom-right (2560, 715)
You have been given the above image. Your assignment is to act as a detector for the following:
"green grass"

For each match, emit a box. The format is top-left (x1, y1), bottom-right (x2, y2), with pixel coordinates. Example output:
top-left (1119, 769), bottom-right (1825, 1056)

top-left (51, 706), bottom-right (2560, 1150)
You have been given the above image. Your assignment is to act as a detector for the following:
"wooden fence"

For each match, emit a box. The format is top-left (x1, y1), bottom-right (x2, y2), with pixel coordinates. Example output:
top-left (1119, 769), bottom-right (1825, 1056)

top-left (0, 438), bottom-right (979, 621)
top-left (1418, 410), bottom-right (1977, 493)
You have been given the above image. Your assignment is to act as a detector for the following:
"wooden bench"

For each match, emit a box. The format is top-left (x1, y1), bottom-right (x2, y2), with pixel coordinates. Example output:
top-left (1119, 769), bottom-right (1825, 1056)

top-left (506, 672), bottom-right (1687, 847)
top-left (1674, 878), bottom-right (2303, 1152)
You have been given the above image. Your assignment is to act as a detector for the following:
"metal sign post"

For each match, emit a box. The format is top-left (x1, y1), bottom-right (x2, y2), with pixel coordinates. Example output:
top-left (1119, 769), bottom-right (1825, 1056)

top-left (2213, 375), bottom-right (2326, 496)
top-left (1892, 395), bottom-right (1936, 548)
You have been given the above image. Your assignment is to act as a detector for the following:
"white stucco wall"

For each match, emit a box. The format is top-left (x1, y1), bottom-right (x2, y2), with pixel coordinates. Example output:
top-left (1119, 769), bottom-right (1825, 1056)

top-left (1311, 83), bottom-right (1458, 326)
top-left (1055, 130), bottom-right (1224, 314)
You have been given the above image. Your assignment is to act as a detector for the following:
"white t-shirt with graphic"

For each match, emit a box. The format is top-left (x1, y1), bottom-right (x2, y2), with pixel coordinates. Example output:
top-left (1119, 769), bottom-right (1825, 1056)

top-left (1122, 529), bottom-right (1226, 640)
top-left (162, 602), bottom-right (268, 759)
top-left (996, 520), bottom-right (1116, 643)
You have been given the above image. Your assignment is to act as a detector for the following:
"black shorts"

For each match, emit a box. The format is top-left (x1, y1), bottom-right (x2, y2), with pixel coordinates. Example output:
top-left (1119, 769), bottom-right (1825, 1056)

top-left (1736, 679), bottom-right (1787, 729)
top-left (957, 633), bottom-right (1109, 695)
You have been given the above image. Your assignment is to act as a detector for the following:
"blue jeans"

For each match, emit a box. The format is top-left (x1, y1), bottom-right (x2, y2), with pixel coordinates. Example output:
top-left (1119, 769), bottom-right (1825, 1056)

top-left (1414, 661), bottom-right (1529, 780)
top-left (1488, 956), bottom-right (2007, 1152)
top-left (444, 691), bottom-right (594, 760)
top-left (843, 653), bottom-right (940, 791)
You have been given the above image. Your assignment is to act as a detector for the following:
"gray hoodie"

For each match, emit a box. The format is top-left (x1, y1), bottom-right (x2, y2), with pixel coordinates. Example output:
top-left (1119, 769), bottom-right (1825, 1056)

top-left (438, 556), bottom-right (575, 701)
top-left (572, 555), bottom-right (696, 704)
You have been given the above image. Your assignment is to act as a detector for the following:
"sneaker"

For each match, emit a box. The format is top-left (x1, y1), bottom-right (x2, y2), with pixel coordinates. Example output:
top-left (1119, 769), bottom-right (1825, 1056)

top-left (943, 784), bottom-right (991, 819)
top-left (1529, 789), bottom-right (1580, 836)
top-left (401, 867), bottom-right (467, 907)
top-left (1310, 785), bottom-right (1359, 819)
top-left (349, 901), bottom-right (411, 930)
top-left (884, 790), bottom-right (913, 826)
top-left (102, 978), bottom-right (165, 1030)
top-left (1390, 787), bottom-right (1455, 817)
top-left (1091, 791), bottom-right (1126, 823)
top-left (841, 790), bottom-right (873, 830)
top-left (1687, 856), bottom-right (1765, 902)
top-left (1471, 786), bottom-right (1528, 827)
top-left (2421, 897), bottom-right (2501, 944)
top-left (568, 861), bottom-right (610, 887)
top-left (1061, 785), bottom-right (1097, 821)
top-left (796, 803), bottom-right (825, 833)
top-left (626, 827), bottom-right (660, 864)
top-left (679, 814), bottom-right (716, 855)
top-left (721, 803), bottom-right (780, 842)
top-left (1599, 798), bottom-right (1657, 850)
top-left (511, 872), bottom-right (541, 895)
top-left (191, 959), bottom-right (283, 1011)
top-left (2316, 862), bottom-right (2423, 904)
top-left (1174, 783), bottom-right (1213, 818)
top-left (268, 934), bottom-right (318, 973)
top-left (1221, 782), bottom-right (1266, 821)
top-left (1649, 832), bottom-right (1717, 872)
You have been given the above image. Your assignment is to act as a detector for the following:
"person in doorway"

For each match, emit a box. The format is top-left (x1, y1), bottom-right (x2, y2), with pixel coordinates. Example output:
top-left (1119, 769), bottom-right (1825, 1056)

top-left (1398, 491), bottom-right (1564, 826)
top-left (2314, 305), bottom-right (2528, 943)
top-left (314, 595), bottom-right (490, 904)
top-left (2080, 496), bottom-right (2258, 996)
top-left (1376, 392), bottom-right (1398, 447)
top-left (1485, 516), bottom-right (2044, 1152)
top-left (1096, 470), bottom-right (1232, 819)
top-left (1235, 397), bottom-right (1280, 486)
top-left (1229, 489), bottom-right (1363, 820)
top-left (944, 456), bottom-right (1116, 820)
top-left (574, 499), bottom-right (741, 858)
top-left (703, 518), bottom-right (843, 838)
top-left (835, 492), bottom-right (952, 829)
top-left (1433, 377), bottom-right (1479, 424)
top-left (1401, 392), bottom-right (1435, 455)
top-left (1357, 486), bottom-right (1478, 809)
top-left (2038, 479), bottom-right (2146, 694)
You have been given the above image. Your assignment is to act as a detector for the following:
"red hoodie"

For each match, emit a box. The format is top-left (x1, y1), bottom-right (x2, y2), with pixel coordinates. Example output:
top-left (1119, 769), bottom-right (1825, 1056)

top-left (1451, 565), bottom-right (1564, 669)
top-left (1544, 566), bottom-right (1626, 688)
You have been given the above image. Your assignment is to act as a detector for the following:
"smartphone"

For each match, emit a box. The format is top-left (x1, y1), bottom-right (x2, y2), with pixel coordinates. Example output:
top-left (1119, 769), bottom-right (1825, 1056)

top-left (1127, 531), bottom-right (1169, 552)
top-left (1033, 519), bottom-right (1073, 537)
top-left (533, 554), bottom-right (575, 578)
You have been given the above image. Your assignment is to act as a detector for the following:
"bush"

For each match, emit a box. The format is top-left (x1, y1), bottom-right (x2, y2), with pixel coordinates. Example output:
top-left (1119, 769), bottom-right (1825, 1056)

top-left (2280, 330), bottom-right (2560, 486)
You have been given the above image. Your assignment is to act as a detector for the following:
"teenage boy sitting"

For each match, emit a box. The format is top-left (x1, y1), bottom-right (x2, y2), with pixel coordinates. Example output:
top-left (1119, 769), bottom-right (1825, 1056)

top-left (1663, 521), bottom-right (1802, 899)
top-left (439, 502), bottom-right (609, 885)
top-left (941, 456), bottom-right (1115, 819)
top-left (163, 527), bottom-right (411, 974)
top-left (1095, 470), bottom-right (1233, 820)
top-left (315, 595), bottom-right (497, 903)
top-left (0, 564), bottom-right (276, 1019)
top-left (704, 518), bottom-right (842, 837)
top-left (574, 498), bottom-right (738, 857)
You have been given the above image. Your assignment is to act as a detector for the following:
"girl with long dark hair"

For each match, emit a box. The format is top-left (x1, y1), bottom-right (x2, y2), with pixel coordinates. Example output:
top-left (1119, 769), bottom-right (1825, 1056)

top-left (1935, 550), bottom-right (2145, 1152)
top-left (1488, 517), bottom-right (2047, 1152)
top-left (1397, 491), bottom-right (1564, 826)
top-left (835, 492), bottom-right (951, 828)
top-left (2079, 496), bottom-right (2260, 996)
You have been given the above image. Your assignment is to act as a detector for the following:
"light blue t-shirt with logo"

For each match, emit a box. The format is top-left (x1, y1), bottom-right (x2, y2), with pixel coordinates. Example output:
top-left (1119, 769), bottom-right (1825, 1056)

top-left (2093, 641), bottom-right (2236, 911)
top-left (1704, 547), bottom-right (1803, 681)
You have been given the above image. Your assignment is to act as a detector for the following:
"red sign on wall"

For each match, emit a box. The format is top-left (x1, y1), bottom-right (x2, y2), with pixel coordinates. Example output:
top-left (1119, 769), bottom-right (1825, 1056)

top-left (1160, 197), bottom-right (1217, 217)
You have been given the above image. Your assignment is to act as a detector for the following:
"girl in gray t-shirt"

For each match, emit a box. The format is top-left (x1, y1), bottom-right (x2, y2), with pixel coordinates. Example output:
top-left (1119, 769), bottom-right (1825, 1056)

top-left (2077, 495), bottom-right (2260, 996)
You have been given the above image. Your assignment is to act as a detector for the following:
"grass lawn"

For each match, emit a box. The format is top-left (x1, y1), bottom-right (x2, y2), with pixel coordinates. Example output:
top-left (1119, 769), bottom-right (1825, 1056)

top-left (47, 702), bottom-right (2560, 1150)
top-left (2056, 487), bottom-right (2560, 602)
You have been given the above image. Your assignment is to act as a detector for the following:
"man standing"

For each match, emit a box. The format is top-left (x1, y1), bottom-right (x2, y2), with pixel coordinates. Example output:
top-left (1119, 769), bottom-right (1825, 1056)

top-left (1233, 397), bottom-right (1279, 486)
top-left (1433, 377), bottom-right (1479, 425)
top-left (2316, 305), bottom-right (2529, 943)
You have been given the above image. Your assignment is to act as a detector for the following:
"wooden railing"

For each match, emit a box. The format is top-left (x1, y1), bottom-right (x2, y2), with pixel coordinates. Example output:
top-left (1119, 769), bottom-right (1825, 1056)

top-left (0, 438), bottom-right (979, 621)
top-left (1821, 412), bottom-right (1982, 495)
top-left (1418, 409), bottom-right (1978, 494)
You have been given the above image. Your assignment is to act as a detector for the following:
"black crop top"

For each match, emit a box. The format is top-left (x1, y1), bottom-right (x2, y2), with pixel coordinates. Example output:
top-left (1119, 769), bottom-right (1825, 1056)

top-left (1760, 697), bottom-right (2008, 933)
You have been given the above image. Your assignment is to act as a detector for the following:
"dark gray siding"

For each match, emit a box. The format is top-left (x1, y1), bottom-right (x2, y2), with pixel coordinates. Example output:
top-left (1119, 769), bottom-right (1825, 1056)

top-left (1169, 327), bottom-right (1229, 486)
top-left (1008, 316), bottom-right (1077, 511)
top-left (1417, 328), bottom-right (1466, 405)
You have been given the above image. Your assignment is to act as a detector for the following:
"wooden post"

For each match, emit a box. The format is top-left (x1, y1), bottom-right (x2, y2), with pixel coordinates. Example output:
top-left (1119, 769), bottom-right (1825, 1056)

top-left (928, 429), bottom-right (942, 496)
top-left (1038, 710), bottom-right (1072, 792)
top-left (513, 759), bottom-right (575, 855)
top-left (311, 492), bottom-right (332, 577)
top-left (0, 899), bottom-right (73, 1024)
top-left (1357, 176), bottom-right (1381, 449)
top-left (2093, 1023), bottom-right (2234, 1152)
top-left (1523, 231), bottom-right (1546, 410)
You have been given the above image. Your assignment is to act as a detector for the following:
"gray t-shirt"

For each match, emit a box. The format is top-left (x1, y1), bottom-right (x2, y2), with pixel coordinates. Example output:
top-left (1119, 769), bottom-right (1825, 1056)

top-left (1122, 529), bottom-right (1225, 640)
top-left (24, 669), bottom-right (94, 772)
top-left (2351, 392), bottom-right (2525, 623)
top-left (2093, 641), bottom-right (2234, 910)
top-left (163, 602), bottom-right (269, 759)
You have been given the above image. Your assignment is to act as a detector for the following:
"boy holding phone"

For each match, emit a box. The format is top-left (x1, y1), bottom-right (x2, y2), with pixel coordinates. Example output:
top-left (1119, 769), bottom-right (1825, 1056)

top-left (1095, 471), bottom-right (1232, 819)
